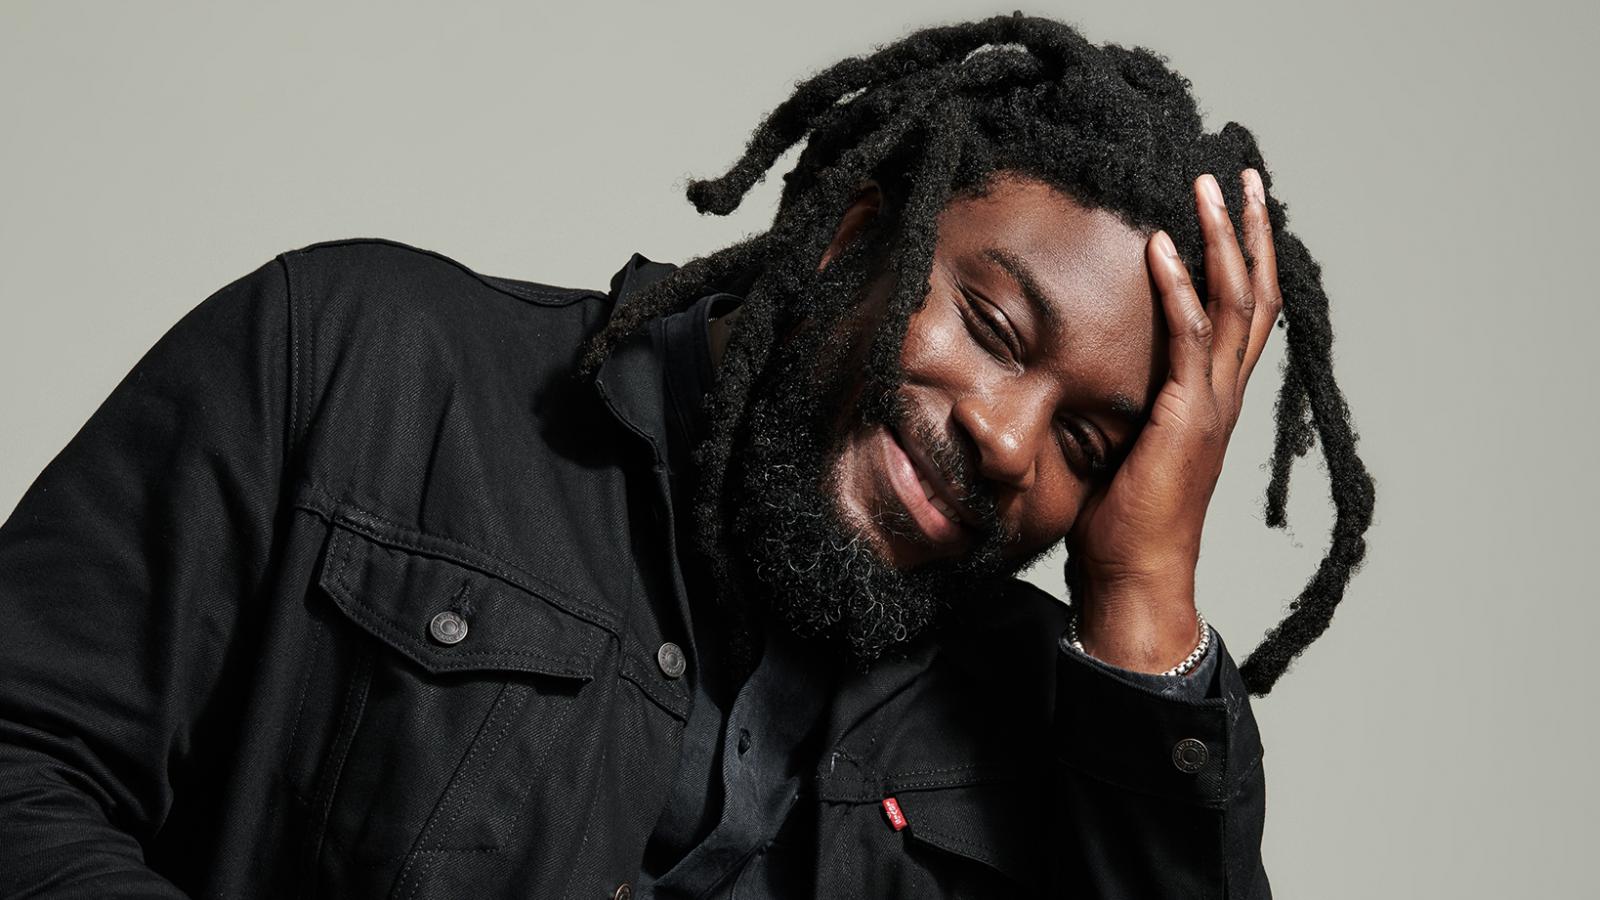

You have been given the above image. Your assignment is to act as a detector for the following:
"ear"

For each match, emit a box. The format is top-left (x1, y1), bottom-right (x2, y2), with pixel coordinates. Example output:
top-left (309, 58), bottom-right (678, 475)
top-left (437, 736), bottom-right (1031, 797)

top-left (818, 181), bottom-right (884, 271)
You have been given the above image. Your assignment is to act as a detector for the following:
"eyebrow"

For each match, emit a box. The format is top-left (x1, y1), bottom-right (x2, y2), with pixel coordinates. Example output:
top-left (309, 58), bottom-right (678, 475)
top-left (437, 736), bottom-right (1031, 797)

top-left (981, 246), bottom-right (1147, 435)
top-left (1105, 392), bottom-right (1146, 431)
top-left (1095, 392), bottom-right (1149, 460)
top-left (981, 246), bottom-right (1063, 331)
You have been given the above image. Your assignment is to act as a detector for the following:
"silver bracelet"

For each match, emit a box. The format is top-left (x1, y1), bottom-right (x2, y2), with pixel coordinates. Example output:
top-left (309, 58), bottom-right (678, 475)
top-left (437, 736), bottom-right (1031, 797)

top-left (1064, 607), bottom-right (1211, 678)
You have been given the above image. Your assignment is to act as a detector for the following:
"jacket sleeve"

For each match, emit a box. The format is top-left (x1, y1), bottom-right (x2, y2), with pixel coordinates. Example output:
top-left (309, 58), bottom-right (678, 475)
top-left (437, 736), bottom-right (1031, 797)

top-left (0, 258), bottom-right (293, 897)
top-left (1048, 627), bottom-right (1272, 898)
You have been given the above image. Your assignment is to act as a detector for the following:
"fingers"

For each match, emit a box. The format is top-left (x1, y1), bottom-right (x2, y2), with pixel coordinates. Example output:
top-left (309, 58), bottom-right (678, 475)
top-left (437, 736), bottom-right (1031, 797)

top-left (1194, 173), bottom-right (1255, 405)
top-left (1147, 230), bottom-right (1213, 392)
top-left (1237, 168), bottom-right (1282, 394)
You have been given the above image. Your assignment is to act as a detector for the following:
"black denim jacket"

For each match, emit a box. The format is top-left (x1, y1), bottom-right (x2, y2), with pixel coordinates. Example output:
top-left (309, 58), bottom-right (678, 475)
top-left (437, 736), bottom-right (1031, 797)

top-left (0, 239), bottom-right (1270, 899)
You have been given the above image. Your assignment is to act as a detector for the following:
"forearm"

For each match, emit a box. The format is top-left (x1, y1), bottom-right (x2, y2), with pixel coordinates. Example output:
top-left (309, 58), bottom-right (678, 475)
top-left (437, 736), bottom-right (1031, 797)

top-left (1068, 564), bottom-right (1203, 675)
top-left (0, 734), bottom-right (189, 898)
top-left (0, 256), bottom-right (291, 897)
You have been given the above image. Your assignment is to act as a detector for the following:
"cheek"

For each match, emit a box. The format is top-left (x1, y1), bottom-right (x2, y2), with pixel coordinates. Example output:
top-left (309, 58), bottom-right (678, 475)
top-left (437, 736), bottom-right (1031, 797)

top-left (1011, 470), bottom-right (1087, 550)
top-left (898, 297), bottom-right (985, 388)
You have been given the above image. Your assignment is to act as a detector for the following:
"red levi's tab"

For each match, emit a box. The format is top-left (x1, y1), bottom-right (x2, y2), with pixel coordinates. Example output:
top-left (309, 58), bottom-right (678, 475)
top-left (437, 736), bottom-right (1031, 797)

top-left (881, 797), bottom-right (908, 832)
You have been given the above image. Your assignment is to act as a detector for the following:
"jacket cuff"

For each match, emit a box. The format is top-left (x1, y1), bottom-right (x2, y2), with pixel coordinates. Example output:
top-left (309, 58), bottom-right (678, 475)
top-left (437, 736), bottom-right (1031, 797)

top-left (1052, 628), bottom-right (1263, 808)
top-left (1067, 624), bottom-right (1220, 701)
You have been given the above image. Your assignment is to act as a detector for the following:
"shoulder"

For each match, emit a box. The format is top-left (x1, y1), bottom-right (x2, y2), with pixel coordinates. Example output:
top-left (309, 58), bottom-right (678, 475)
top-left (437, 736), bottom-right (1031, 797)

top-left (278, 237), bottom-right (606, 312)
top-left (265, 237), bottom-right (619, 449)
top-left (274, 237), bottom-right (613, 379)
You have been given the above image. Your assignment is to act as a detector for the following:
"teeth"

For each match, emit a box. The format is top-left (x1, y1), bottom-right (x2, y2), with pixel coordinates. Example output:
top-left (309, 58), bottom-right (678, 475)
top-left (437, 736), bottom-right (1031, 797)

top-left (915, 473), bottom-right (957, 521)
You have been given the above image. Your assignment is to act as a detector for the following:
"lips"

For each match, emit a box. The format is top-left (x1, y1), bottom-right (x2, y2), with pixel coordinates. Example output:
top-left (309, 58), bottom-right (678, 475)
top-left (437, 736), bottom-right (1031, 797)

top-left (895, 424), bottom-right (979, 526)
top-left (876, 423), bottom-right (968, 547)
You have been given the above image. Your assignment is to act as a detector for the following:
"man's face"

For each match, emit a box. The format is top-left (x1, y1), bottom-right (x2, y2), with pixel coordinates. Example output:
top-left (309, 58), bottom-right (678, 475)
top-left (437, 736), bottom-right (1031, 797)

top-left (827, 175), bottom-right (1163, 569)
top-left (727, 173), bottom-right (1163, 664)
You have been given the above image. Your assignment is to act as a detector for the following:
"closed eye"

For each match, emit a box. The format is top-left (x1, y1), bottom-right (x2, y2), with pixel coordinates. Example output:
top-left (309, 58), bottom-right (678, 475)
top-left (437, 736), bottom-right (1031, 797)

top-left (957, 283), bottom-right (1022, 364)
top-left (1057, 419), bottom-right (1113, 480)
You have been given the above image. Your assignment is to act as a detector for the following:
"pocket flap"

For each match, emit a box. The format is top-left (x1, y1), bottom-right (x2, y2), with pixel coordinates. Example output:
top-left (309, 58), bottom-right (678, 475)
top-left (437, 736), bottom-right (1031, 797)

top-left (317, 514), bottom-right (608, 679)
top-left (894, 779), bottom-right (1042, 888)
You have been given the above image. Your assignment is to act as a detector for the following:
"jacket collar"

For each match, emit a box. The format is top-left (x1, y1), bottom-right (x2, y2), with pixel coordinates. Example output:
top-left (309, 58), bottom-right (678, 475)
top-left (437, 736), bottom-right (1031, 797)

top-left (592, 252), bottom-right (682, 468)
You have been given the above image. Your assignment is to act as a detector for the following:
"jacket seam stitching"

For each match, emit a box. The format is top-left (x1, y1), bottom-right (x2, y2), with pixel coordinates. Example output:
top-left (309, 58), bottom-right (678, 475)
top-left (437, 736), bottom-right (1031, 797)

top-left (906, 823), bottom-right (1016, 880)
top-left (325, 529), bottom-right (597, 677)
top-left (324, 494), bottom-right (619, 633)
top-left (559, 700), bottom-right (615, 900)
top-left (394, 682), bottom-right (532, 899)
top-left (279, 252), bottom-right (308, 465)
top-left (617, 651), bottom-right (690, 722)
top-left (303, 650), bottom-right (374, 892)
top-left (287, 236), bottom-right (601, 306)
top-left (886, 771), bottom-right (1015, 792)
top-left (1051, 754), bottom-right (1231, 810)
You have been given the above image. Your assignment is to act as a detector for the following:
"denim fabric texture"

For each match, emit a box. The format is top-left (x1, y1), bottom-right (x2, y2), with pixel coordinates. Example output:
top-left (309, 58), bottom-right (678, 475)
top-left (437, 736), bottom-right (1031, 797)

top-left (0, 240), bottom-right (1270, 898)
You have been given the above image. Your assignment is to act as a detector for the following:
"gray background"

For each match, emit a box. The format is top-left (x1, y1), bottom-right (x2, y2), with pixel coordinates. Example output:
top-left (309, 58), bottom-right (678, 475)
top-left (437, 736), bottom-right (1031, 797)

top-left (2, 1), bottom-right (1593, 896)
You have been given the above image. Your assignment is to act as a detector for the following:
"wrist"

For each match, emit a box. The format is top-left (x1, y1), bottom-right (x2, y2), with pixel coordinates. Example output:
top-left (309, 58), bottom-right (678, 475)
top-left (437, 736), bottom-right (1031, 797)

top-left (1068, 565), bottom-right (1200, 674)
top-left (1065, 607), bottom-right (1211, 679)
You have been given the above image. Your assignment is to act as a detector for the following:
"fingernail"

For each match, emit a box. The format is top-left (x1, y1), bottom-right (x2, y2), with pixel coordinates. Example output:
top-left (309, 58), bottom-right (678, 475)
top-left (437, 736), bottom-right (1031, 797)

top-left (1154, 230), bottom-right (1177, 258)
top-left (1243, 168), bottom-right (1266, 206)
top-left (1199, 173), bottom-right (1224, 207)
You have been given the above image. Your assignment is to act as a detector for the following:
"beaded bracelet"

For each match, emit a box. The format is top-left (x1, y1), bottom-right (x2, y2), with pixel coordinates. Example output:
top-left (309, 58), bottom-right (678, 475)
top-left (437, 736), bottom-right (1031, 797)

top-left (1064, 608), bottom-right (1211, 678)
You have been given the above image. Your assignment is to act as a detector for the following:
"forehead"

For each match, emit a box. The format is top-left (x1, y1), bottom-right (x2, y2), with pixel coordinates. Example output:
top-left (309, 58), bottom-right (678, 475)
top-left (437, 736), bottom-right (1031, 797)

top-left (936, 175), bottom-right (1154, 325)
top-left (933, 175), bottom-right (1159, 375)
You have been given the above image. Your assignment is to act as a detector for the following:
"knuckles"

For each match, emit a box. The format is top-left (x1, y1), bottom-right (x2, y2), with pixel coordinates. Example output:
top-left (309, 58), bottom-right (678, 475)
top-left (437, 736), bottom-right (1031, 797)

top-left (1230, 285), bottom-right (1257, 319)
top-left (1262, 290), bottom-right (1284, 318)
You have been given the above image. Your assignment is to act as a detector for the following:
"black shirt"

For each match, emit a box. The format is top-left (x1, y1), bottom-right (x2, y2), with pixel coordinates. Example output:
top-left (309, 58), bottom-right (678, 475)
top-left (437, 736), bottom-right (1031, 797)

top-left (639, 290), bottom-right (836, 897)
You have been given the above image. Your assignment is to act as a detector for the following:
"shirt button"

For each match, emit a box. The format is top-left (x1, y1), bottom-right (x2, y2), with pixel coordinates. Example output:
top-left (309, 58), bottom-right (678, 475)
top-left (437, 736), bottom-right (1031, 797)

top-left (611, 883), bottom-right (632, 900)
top-left (428, 610), bottom-right (469, 646)
top-left (1172, 738), bottom-right (1209, 773)
top-left (656, 642), bottom-right (687, 679)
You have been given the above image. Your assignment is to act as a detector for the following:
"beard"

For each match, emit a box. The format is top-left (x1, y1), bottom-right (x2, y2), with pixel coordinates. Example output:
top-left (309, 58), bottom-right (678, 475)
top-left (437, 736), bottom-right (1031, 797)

top-left (714, 261), bottom-right (1052, 670)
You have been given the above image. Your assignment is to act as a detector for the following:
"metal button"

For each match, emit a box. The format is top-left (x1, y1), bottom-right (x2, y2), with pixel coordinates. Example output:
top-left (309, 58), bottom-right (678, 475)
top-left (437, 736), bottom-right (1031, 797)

top-left (1172, 738), bottom-right (1209, 773)
top-left (428, 610), bottom-right (469, 646)
top-left (656, 642), bottom-right (686, 679)
top-left (611, 883), bottom-right (632, 900)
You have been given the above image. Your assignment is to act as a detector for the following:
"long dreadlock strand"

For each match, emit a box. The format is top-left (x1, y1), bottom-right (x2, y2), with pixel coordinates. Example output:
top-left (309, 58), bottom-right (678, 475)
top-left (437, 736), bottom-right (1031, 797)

top-left (1240, 228), bottom-right (1377, 691)
top-left (858, 102), bottom-right (974, 424)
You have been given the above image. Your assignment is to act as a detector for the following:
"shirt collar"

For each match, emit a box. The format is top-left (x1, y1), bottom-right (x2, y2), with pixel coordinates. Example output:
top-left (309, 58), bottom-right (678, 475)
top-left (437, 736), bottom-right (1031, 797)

top-left (593, 253), bottom-right (743, 472)
top-left (592, 253), bottom-right (683, 468)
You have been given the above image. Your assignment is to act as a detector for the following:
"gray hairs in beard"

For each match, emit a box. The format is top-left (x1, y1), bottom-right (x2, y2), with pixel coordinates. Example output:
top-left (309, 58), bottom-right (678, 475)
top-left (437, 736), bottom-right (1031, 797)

top-left (723, 251), bottom-right (1053, 670)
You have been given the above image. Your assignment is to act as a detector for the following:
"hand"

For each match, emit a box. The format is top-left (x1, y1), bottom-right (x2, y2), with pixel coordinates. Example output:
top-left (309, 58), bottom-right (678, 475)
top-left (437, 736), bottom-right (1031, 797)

top-left (1064, 169), bottom-right (1282, 673)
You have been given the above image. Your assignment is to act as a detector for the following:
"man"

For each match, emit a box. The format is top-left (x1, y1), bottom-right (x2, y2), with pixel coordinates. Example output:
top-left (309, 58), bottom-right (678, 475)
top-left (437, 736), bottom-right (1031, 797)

top-left (0, 13), bottom-right (1374, 899)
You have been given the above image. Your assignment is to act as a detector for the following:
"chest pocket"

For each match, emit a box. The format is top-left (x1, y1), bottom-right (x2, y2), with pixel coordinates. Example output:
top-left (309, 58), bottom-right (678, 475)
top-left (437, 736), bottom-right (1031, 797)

top-left (892, 776), bottom-right (1042, 891)
top-left (292, 508), bottom-right (616, 897)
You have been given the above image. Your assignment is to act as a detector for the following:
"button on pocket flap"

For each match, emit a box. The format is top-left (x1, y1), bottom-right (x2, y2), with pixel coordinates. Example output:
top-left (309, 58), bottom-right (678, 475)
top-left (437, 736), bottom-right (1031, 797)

top-left (894, 779), bottom-right (1041, 888)
top-left (318, 518), bottom-right (607, 680)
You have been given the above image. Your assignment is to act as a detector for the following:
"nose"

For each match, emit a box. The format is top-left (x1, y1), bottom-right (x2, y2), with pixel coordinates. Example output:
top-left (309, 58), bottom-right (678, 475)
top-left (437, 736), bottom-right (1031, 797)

top-left (951, 389), bottom-right (1051, 494)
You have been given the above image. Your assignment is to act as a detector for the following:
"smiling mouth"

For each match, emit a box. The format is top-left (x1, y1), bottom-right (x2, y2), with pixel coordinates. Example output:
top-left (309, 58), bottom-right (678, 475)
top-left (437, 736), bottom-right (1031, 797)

top-left (877, 423), bottom-right (970, 548)
top-left (900, 425), bottom-right (975, 520)
top-left (919, 481), bottom-right (960, 520)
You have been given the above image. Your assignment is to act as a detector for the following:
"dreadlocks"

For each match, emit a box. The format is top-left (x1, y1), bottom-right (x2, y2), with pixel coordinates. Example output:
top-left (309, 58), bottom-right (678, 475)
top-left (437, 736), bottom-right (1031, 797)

top-left (578, 12), bottom-right (1375, 697)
